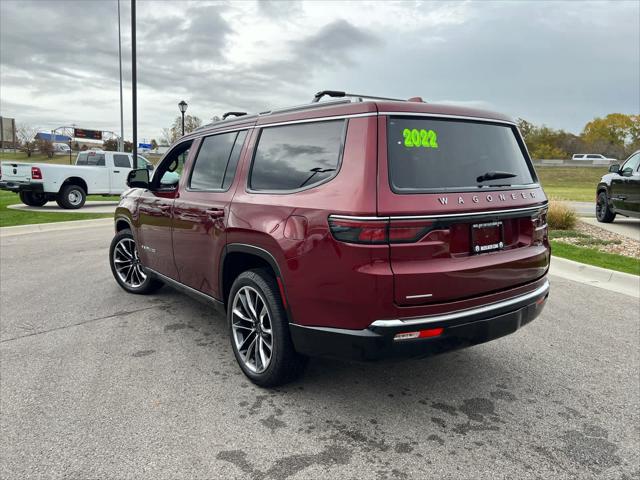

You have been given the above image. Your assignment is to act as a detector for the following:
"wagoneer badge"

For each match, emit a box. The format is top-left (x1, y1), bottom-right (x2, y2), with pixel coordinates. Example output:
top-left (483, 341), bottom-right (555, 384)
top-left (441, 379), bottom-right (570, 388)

top-left (438, 191), bottom-right (537, 205)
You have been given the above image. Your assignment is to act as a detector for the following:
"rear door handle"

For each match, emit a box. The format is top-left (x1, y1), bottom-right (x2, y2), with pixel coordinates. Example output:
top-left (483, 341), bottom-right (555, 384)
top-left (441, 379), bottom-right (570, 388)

top-left (113, 170), bottom-right (120, 173)
top-left (206, 208), bottom-right (224, 218)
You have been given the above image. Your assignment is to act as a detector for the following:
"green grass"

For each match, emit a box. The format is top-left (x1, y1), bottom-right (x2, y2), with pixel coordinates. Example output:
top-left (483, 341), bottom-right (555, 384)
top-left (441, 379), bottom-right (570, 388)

top-left (0, 190), bottom-right (112, 228)
top-left (0, 151), bottom-right (78, 165)
top-left (536, 166), bottom-right (607, 202)
top-left (551, 240), bottom-right (639, 276)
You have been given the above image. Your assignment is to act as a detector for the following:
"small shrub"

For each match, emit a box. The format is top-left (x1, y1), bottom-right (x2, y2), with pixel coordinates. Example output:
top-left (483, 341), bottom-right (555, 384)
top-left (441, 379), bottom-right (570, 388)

top-left (547, 202), bottom-right (577, 230)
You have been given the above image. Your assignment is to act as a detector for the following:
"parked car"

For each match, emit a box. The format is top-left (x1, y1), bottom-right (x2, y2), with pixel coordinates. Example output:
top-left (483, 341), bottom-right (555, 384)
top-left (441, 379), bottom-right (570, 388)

top-left (53, 142), bottom-right (71, 154)
top-left (109, 91), bottom-right (550, 386)
top-left (596, 150), bottom-right (640, 222)
top-left (572, 153), bottom-right (616, 161)
top-left (0, 150), bottom-right (153, 209)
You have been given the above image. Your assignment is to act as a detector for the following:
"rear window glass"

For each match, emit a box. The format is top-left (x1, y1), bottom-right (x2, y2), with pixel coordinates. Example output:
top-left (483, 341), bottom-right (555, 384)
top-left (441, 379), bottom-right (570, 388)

top-left (250, 120), bottom-right (344, 191)
top-left (76, 153), bottom-right (88, 165)
top-left (388, 117), bottom-right (535, 192)
top-left (86, 153), bottom-right (105, 166)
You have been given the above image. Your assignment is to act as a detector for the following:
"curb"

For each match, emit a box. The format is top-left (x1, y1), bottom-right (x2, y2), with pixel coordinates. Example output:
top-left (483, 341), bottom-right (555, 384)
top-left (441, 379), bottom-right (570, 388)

top-left (0, 218), bottom-right (113, 237)
top-left (549, 255), bottom-right (639, 299)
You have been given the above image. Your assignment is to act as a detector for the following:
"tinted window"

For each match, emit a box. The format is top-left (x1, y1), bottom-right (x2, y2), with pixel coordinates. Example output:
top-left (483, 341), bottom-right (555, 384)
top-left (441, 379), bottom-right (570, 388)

top-left (587, 154), bottom-right (602, 159)
top-left (76, 153), bottom-right (88, 165)
top-left (189, 132), bottom-right (238, 190)
top-left (222, 130), bottom-right (248, 190)
top-left (387, 117), bottom-right (534, 192)
top-left (86, 153), bottom-right (105, 166)
top-left (113, 154), bottom-right (131, 168)
top-left (250, 120), bottom-right (344, 191)
top-left (622, 153), bottom-right (640, 173)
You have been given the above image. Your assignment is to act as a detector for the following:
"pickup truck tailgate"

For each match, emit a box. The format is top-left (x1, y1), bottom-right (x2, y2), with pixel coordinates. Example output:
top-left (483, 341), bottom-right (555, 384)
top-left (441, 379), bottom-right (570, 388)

top-left (1, 163), bottom-right (32, 182)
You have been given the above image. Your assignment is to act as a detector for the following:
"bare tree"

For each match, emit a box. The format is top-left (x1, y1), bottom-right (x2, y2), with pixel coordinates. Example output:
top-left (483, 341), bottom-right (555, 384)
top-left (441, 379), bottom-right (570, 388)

top-left (16, 123), bottom-right (39, 157)
top-left (161, 115), bottom-right (202, 145)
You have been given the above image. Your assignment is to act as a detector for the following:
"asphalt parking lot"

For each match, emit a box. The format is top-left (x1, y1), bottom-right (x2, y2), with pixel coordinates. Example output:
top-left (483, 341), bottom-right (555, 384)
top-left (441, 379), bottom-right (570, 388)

top-left (1, 224), bottom-right (638, 479)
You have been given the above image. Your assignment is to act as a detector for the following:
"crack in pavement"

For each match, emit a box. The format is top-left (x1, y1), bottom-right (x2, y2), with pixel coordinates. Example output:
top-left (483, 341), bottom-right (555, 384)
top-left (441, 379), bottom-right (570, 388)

top-left (0, 304), bottom-right (168, 343)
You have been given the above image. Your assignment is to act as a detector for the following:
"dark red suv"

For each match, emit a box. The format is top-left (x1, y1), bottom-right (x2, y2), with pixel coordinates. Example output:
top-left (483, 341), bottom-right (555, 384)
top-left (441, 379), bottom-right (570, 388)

top-left (110, 91), bottom-right (550, 386)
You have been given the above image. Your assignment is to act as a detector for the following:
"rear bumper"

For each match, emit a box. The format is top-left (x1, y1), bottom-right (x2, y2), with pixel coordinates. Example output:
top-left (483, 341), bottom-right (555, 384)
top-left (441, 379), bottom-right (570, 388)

top-left (290, 278), bottom-right (549, 360)
top-left (0, 180), bottom-right (43, 193)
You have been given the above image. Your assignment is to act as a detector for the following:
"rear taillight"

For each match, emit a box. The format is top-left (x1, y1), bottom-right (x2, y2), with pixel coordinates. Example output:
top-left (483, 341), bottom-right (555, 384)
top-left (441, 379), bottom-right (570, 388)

top-left (329, 216), bottom-right (434, 244)
top-left (532, 209), bottom-right (548, 245)
top-left (31, 167), bottom-right (42, 180)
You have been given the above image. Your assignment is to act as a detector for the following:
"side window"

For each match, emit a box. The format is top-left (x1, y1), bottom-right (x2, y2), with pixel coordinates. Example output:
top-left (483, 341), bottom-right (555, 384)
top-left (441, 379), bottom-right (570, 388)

top-left (622, 153), bottom-right (640, 174)
top-left (76, 153), bottom-right (88, 165)
top-left (222, 130), bottom-right (248, 190)
top-left (189, 132), bottom-right (238, 190)
top-left (151, 140), bottom-right (192, 190)
top-left (249, 120), bottom-right (344, 191)
top-left (86, 153), bottom-right (105, 166)
top-left (113, 154), bottom-right (132, 168)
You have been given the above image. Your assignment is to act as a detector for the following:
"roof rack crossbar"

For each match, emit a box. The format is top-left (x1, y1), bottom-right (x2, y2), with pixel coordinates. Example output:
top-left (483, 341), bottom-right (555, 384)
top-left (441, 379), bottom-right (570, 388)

top-left (312, 90), bottom-right (406, 103)
top-left (222, 111), bottom-right (247, 120)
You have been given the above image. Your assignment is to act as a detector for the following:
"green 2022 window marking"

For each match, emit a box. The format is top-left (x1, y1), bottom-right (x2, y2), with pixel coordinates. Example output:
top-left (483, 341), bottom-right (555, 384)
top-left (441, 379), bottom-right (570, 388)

top-left (402, 128), bottom-right (438, 149)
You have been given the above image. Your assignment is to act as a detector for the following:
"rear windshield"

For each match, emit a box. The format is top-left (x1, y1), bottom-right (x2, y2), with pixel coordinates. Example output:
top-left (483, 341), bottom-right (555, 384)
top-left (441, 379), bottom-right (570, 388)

top-left (387, 117), bottom-right (535, 193)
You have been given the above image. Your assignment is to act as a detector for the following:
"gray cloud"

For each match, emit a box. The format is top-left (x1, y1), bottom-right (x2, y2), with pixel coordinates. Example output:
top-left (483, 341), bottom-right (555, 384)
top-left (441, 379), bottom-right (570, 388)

top-left (1, 0), bottom-right (638, 141)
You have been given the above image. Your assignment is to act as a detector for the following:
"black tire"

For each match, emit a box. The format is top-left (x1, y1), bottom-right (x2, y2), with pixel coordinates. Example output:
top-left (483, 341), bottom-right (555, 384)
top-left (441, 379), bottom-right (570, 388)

top-left (19, 191), bottom-right (48, 207)
top-left (596, 191), bottom-right (616, 223)
top-left (56, 184), bottom-right (86, 209)
top-left (109, 228), bottom-right (163, 294)
top-left (228, 268), bottom-right (307, 387)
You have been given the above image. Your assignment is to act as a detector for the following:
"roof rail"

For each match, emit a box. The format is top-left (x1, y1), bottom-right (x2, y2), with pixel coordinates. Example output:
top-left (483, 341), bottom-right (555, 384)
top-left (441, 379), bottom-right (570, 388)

top-left (222, 111), bottom-right (247, 120)
top-left (312, 90), bottom-right (407, 103)
top-left (261, 98), bottom-right (352, 117)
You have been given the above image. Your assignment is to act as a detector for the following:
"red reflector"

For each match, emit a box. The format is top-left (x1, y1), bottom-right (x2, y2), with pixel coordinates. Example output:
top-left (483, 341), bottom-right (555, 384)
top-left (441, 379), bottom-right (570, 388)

top-left (394, 327), bottom-right (444, 341)
top-left (31, 167), bottom-right (42, 180)
top-left (419, 327), bottom-right (444, 338)
top-left (536, 296), bottom-right (546, 305)
top-left (276, 277), bottom-right (287, 309)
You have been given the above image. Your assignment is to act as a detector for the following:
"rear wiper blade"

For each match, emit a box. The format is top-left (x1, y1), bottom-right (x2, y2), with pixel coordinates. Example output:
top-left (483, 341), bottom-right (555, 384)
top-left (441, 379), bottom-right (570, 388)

top-left (476, 171), bottom-right (518, 182)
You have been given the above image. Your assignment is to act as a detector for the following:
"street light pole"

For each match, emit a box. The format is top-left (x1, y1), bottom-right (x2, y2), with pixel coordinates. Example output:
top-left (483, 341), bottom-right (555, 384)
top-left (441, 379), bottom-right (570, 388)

top-left (178, 100), bottom-right (188, 137)
top-left (131, 0), bottom-right (137, 169)
top-left (117, 0), bottom-right (124, 152)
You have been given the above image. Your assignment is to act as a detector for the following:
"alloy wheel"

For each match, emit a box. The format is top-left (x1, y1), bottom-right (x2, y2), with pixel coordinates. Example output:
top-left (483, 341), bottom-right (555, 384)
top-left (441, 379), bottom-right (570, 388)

top-left (113, 237), bottom-right (147, 288)
top-left (231, 286), bottom-right (273, 373)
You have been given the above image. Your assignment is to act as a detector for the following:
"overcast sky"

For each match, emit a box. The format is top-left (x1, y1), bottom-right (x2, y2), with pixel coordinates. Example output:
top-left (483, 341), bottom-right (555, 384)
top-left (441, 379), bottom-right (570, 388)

top-left (1, 0), bottom-right (638, 142)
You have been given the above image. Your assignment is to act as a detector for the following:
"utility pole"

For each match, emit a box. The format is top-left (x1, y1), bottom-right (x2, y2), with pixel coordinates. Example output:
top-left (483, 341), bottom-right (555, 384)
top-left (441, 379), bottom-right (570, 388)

top-left (118, 0), bottom-right (124, 152)
top-left (131, 0), bottom-right (137, 169)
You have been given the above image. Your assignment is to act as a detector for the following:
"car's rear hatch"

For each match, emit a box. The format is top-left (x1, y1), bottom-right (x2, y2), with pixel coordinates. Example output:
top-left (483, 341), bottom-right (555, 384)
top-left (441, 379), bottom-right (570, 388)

top-left (377, 114), bottom-right (549, 306)
top-left (0, 162), bottom-right (34, 183)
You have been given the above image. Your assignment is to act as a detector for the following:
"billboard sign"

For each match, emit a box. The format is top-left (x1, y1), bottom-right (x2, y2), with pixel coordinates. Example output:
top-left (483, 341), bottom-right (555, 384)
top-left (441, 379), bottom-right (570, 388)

top-left (138, 143), bottom-right (152, 149)
top-left (74, 128), bottom-right (102, 140)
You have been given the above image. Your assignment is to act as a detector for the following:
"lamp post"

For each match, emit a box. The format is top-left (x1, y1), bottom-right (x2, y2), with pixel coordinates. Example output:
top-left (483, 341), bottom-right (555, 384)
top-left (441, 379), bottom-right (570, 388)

top-left (178, 100), bottom-right (188, 136)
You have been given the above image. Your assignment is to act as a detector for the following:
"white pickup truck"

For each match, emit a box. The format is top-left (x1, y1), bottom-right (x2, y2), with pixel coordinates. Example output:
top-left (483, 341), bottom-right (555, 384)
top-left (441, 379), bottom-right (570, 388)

top-left (0, 151), bottom-right (153, 209)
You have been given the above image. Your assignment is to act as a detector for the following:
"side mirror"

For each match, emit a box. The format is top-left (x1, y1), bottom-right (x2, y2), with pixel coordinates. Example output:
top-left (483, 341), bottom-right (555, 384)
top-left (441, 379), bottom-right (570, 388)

top-left (608, 164), bottom-right (620, 174)
top-left (146, 163), bottom-right (154, 171)
top-left (127, 168), bottom-right (150, 188)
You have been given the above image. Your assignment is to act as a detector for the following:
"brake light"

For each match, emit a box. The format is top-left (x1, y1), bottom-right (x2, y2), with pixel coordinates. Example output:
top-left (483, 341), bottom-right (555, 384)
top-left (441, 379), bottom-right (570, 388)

top-left (531, 209), bottom-right (548, 245)
top-left (329, 217), bottom-right (434, 245)
top-left (31, 167), bottom-right (42, 180)
top-left (328, 218), bottom-right (388, 244)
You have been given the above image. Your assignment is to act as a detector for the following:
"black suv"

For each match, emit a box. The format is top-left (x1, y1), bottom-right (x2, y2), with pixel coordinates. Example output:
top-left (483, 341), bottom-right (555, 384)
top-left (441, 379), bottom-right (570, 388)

top-left (597, 150), bottom-right (640, 222)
